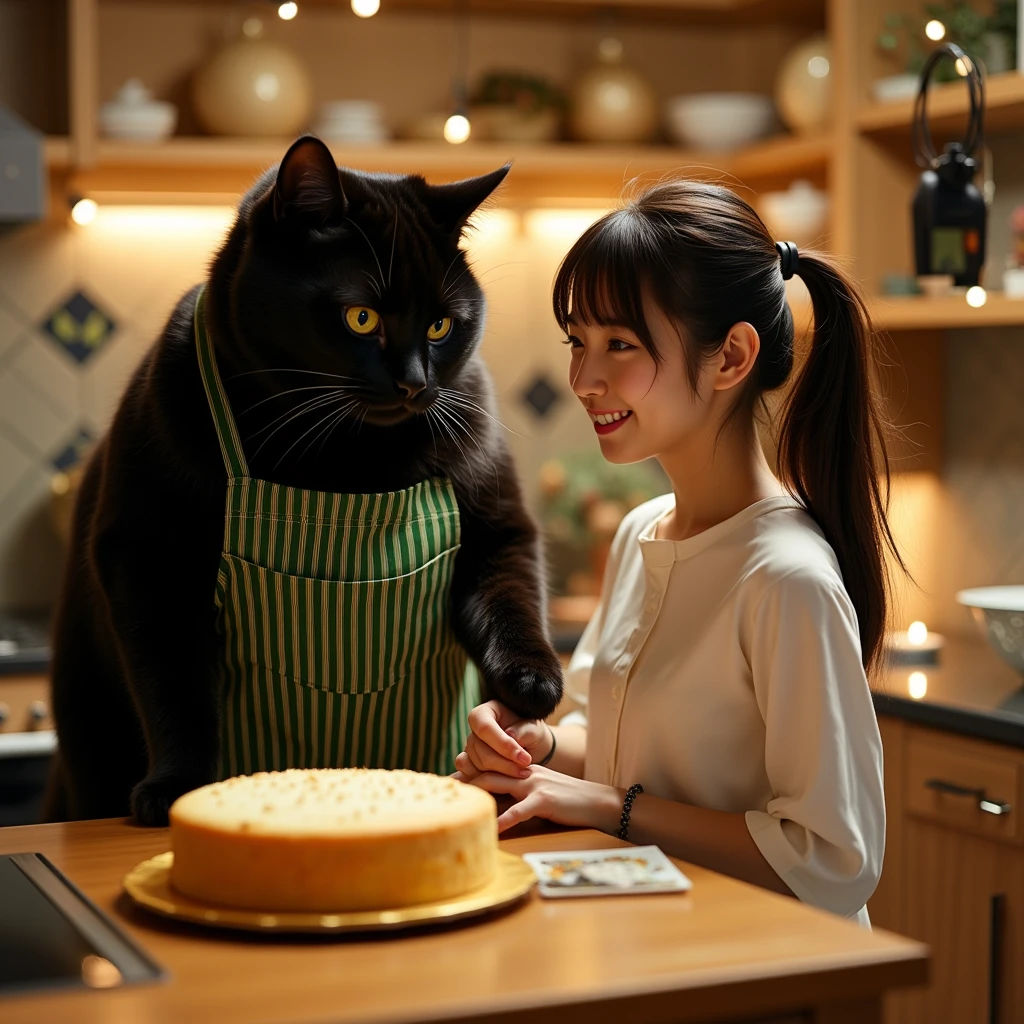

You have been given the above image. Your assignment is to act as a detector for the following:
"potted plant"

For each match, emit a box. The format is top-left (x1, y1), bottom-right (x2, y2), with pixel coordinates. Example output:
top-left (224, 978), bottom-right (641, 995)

top-left (874, 1), bottom-right (1018, 102)
top-left (469, 71), bottom-right (566, 142)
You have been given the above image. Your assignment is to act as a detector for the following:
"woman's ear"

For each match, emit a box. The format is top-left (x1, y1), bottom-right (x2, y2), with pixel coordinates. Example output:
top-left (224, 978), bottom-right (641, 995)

top-left (712, 321), bottom-right (760, 392)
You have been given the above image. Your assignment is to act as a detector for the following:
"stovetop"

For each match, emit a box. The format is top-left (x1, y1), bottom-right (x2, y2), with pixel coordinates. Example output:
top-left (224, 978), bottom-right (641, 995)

top-left (0, 614), bottom-right (50, 675)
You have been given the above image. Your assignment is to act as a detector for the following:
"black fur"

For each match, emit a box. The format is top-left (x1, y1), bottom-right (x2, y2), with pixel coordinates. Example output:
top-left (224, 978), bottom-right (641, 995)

top-left (47, 137), bottom-right (562, 827)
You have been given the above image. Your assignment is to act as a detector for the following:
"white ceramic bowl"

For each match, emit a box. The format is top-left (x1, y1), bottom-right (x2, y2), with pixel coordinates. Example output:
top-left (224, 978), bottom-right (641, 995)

top-left (99, 101), bottom-right (177, 141)
top-left (758, 180), bottom-right (829, 247)
top-left (665, 93), bottom-right (774, 151)
top-left (956, 586), bottom-right (1024, 675)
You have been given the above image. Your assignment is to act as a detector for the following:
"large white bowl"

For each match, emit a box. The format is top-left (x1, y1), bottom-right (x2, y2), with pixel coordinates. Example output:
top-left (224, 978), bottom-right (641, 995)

top-left (956, 586), bottom-right (1024, 675)
top-left (665, 93), bottom-right (774, 151)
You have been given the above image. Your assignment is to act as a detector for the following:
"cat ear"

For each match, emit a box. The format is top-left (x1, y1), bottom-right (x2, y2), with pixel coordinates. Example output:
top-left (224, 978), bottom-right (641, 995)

top-left (273, 136), bottom-right (347, 225)
top-left (423, 164), bottom-right (510, 235)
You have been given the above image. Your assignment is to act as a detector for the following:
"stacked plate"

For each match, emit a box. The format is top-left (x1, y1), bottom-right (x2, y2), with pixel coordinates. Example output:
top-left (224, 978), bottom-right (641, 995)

top-left (313, 101), bottom-right (388, 144)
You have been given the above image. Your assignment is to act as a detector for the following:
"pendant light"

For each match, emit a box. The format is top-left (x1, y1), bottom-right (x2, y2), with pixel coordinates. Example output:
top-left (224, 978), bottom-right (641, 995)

top-left (443, 0), bottom-right (471, 144)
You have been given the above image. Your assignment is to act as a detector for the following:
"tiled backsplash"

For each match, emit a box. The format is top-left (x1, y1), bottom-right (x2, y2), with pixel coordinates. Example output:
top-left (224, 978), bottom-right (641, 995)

top-left (0, 204), bottom-right (602, 611)
top-left (0, 206), bottom-right (1022, 636)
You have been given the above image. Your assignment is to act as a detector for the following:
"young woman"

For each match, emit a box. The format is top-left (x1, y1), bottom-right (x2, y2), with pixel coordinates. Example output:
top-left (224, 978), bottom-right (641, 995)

top-left (454, 180), bottom-right (903, 925)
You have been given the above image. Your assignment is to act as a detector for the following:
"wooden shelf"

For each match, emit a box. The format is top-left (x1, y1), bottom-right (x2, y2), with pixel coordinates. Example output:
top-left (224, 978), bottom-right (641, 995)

top-left (857, 71), bottom-right (1024, 138)
top-left (869, 293), bottom-right (1024, 331)
top-left (52, 133), bottom-right (829, 201)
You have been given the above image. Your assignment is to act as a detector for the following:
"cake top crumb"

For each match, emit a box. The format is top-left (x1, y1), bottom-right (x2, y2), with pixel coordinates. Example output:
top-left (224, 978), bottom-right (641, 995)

top-left (169, 768), bottom-right (495, 837)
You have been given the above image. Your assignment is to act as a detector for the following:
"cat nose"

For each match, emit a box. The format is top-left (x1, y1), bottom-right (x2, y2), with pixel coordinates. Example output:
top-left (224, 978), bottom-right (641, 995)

top-left (397, 380), bottom-right (425, 399)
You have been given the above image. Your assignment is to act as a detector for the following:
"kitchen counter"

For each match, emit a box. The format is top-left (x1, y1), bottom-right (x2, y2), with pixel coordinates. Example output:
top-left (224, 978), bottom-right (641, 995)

top-left (875, 636), bottom-right (1024, 749)
top-left (0, 819), bottom-right (926, 1024)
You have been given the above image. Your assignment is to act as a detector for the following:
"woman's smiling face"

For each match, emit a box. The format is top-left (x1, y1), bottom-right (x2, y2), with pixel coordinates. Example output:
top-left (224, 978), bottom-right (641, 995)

top-left (565, 295), bottom-right (718, 466)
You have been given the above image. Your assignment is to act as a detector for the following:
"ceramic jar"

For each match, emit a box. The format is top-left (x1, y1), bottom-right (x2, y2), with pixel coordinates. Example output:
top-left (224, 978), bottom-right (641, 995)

top-left (192, 18), bottom-right (313, 137)
top-left (569, 37), bottom-right (658, 145)
top-left (774, 35), bottom-right (832, 134)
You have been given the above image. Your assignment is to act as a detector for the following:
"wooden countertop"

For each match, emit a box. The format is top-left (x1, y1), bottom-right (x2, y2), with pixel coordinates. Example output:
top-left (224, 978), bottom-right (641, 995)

top-left (0, 819), bottom-right (926, 1023)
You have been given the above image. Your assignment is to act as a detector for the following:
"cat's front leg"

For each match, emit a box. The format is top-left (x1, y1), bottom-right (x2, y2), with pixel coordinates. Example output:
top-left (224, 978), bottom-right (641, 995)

top-left (91, 469), bottom-right (225, 826)
top-left (451, 472), bottom-right (563, 721)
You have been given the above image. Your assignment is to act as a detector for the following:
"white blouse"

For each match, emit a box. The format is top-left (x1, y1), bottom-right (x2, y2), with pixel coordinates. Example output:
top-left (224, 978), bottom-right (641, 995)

top-left (564, 493), bottom-right (884, 925)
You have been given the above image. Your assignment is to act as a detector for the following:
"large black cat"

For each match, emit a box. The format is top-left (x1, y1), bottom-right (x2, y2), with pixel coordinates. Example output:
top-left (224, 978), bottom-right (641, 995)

top-left (46, 136), bottom-right (563, 826)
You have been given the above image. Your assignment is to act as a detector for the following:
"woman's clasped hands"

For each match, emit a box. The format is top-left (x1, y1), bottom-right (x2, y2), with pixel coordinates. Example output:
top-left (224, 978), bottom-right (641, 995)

top-left (452, 700), bottom-right (621, 834)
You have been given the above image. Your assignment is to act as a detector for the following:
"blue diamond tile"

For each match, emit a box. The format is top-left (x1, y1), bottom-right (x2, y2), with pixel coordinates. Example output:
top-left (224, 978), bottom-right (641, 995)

top-left (51, 426), bottom-right (95, 472)
top-left (41, 289), bottom-right (117, 364)
top-left (520, 373), bottom-right (561, 419)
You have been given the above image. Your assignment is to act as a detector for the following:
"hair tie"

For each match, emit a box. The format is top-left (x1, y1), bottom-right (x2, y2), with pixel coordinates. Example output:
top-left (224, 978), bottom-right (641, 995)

top-left (775, 240), bottom-right (799, 281)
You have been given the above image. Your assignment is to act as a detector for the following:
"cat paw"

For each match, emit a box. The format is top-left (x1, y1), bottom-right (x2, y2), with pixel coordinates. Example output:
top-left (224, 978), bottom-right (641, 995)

top-left (492, 658), bottom-right (564, 721)
top-left (130, 773), bottom-right (201, 827)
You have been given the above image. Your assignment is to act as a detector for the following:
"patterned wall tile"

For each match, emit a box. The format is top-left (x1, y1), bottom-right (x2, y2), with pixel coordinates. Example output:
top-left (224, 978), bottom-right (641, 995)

top-left (0, 372), bottom-right (77, 458)
top-left (0, 462), bottom-right (65, 611)
top-left (0, 297), bottom-right (29, 364)
top-left (520, 372), bottom-right (561, 419)
top-left (0, 222), bottom-right (75, 323)
top-left (51, 427), bottom-right (95, 472)
top-left (7, 334), bottom-right (80, 414)
top-left (0, 429), bottom-right (33, 509)
top-left (41, 290), bottom-right (117, 365)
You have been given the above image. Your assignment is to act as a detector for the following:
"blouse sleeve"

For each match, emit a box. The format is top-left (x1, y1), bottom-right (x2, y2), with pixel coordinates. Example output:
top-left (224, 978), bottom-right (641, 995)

top-left (743, 570), bottom-right (885, 919)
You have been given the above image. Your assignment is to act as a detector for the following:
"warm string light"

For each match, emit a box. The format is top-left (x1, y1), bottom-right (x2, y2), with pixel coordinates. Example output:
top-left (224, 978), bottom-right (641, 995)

top-left (907, 620), bottom-right (928, 646)
top-left (908, 671), bottom-right (928, 700)
top-left (925, 19), bottom-right (946, 41)
top-left (443, 114), bottom-right (471, 144)
top-left (352, 0), bottom-right (380, 16)
top-left (966, 285), bottom-right (987, 307)
top-left (277, 2), bottom-right (298, 19)
top-left (70, 197), bottom-right (98, 225)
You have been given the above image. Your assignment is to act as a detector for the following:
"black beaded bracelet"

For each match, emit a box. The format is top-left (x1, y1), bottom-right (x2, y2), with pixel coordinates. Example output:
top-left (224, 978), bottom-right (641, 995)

top-left (536, 724), bottom-right (557, 766)
top-left (617, 783), bottom-right (644, 841)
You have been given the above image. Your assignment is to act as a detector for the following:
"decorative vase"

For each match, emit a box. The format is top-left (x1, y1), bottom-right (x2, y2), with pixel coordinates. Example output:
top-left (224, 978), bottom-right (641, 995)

top-left (569, 37), bottom-right (658, 145)
top-left (774, 35), bottom-right (832, 133)
top-left (192, 17), bottom-right (313, 137)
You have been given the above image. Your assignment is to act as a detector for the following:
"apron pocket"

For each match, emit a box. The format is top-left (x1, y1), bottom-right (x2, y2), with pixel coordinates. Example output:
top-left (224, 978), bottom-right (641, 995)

top-left (218, 548), bottom-right (460, 695)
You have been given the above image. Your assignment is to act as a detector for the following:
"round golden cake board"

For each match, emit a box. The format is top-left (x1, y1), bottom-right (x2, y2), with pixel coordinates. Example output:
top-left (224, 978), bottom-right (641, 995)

top-left (123, 851), bottom-right (536, 934)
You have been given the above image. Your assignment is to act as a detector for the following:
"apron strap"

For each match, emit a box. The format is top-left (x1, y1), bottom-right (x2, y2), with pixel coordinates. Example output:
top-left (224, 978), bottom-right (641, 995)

top-left (194, 285), bottom-right (250, 479)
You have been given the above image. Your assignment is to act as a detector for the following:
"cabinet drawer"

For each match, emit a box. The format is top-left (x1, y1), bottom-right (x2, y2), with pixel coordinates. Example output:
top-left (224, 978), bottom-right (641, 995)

top-left (0, 674), bottom-right (52, 733)
top-left (906, 729), bottom-right (1022, 844)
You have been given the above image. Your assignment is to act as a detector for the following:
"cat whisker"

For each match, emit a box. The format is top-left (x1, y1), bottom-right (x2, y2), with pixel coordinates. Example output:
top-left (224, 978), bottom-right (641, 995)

top-left (247, 392), bottom-right (351, 457)
top-left (442, 259), bottom-right (476, 301)
top-left (439, 252), bottom-right (462, 296)
top-left (345, 216), bottom-right (386, 295)
top-left (437, 388), bottom-right (526, 438)
top-left (302, 398), bottom-right (362, 462)
top-left (228, 368), bottom-right (363, 383)
top-left (273, 396), bottom-right (362, 470)
top-left (314, 399), bottom-right (362, 457)
top-left (246, 389), bottom-right (354, 440)
top-left (363, 270), bottom-right (382, 298)
top-left (239, 384), bottom-right (356, 417)
top-left (388, 211), bottom-right (398, 290)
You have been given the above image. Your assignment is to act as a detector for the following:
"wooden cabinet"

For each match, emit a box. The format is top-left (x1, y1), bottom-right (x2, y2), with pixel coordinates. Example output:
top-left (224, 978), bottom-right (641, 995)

top-left (871, 719), bottom-right (1024, 1024)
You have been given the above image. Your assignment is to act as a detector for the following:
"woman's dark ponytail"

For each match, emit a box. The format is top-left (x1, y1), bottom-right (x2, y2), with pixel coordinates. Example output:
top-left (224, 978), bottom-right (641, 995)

top-left (551, 180), bottom-right (904, 672)
top-left (779, 252), bottom-right (903, 672)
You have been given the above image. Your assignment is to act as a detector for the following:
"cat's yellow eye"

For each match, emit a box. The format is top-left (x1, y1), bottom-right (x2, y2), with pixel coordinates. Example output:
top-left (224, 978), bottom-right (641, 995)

top-left (345, 306), bottom-right (380, 335)
top-left (426, 317), bottom-right (452, 342)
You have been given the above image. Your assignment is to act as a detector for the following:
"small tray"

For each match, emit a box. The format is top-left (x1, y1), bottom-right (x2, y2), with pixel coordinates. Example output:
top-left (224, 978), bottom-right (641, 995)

top-left (123, 851), bottom-right (535, 934)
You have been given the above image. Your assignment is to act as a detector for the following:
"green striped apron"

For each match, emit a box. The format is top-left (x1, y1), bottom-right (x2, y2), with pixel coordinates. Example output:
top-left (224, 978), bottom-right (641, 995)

top-left (193, 288), bottom-right (480, 780)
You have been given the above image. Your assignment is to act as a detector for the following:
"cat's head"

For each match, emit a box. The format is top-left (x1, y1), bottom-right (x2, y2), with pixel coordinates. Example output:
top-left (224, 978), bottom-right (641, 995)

top-left (218, 135), bottom-right (508, 428)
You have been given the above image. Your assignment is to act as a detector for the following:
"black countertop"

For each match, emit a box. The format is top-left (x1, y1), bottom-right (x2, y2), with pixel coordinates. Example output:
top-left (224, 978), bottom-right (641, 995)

top-left (873, 636), bottom-right (1024, 749)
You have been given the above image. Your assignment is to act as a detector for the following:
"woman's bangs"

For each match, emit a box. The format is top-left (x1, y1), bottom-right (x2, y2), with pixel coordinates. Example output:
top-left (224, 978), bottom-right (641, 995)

top-left (552, 214), bottom-right (653, 348)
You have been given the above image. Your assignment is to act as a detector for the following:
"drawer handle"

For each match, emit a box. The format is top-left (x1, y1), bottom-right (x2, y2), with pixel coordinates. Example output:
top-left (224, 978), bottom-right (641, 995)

top-left (925, 778), bottom-right (1012, 816)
